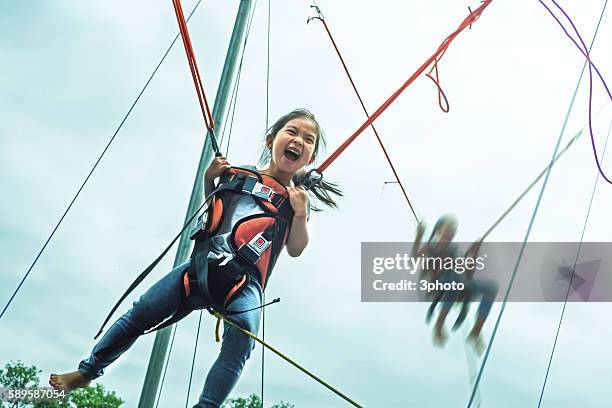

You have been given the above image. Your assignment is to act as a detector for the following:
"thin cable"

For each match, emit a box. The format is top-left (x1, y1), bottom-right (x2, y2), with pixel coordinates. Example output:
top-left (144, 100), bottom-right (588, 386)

top-left (307, 5), bottom-right (420, 224)
top-left (315, 0), bottom-right (493, 173)
top-left (218, 5), bottom-right (254, 152)
top-left (185, 311), bottom-right (204, 408)
top-left (261, 0), bottom-right (272, 405)
top-left (0, 0), bottom-right (204, 322)
top-left (215, 311), bottom-right (362, 407)
top-left (537, 119), bottom-right (611, 407)
top-left (265, 0), bottom-right (271, 133)
top-left (223, 68), bottom-right (242, 157)
top-left (466, 2), bottom-right (608, 406)
top-left (155, 324), bottom-right (178, 408)
top-left (218, 57), bottom-right (242, 151)
top-left (539, 2), bottom-right (610, 96)
top-left (539, 0), bottom-right (612, 184)
top-left (218, 0), bottom-right (259, 156)
top-left (478, 102), bottom-right (608, 241)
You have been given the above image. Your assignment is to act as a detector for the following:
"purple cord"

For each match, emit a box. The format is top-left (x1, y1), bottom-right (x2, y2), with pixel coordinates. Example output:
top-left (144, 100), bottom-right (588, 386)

top-left (539, 0), bottom-right (611, 184)
top-left (539, 1), bottom-right (610, 98)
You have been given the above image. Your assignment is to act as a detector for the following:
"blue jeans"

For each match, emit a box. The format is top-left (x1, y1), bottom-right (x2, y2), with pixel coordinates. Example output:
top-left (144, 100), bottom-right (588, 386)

top-left (78, 260), bottom-right (262, 407)
top-left (439, 272), bottom-right (498, 320)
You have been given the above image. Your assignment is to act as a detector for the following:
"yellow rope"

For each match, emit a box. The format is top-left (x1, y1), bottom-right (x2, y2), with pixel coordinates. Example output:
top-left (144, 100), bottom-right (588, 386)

top-left (215, 316), bottom-right (222, 343)
top-left (213, 311), bottom-right (363, 407)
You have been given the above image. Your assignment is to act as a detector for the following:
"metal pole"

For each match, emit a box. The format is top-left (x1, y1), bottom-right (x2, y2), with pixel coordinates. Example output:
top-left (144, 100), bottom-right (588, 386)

top-left (138, 1), bottom-right (253, 406)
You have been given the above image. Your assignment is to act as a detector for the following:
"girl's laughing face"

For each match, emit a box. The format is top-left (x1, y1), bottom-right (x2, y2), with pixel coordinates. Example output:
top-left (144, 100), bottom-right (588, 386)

top-left (268, 117), bottom-right (318, 175)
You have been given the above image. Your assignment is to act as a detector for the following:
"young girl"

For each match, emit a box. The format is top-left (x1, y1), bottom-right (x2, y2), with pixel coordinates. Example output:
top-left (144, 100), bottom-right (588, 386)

top-left (412, 215), bottom-right (498, 354)
top-left (49, 109), bottom-right (340, 407)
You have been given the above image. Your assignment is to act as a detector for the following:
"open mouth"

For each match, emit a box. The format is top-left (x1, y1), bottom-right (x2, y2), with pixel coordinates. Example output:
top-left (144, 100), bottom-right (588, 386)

top-left (284, 145), bottom-right (301, 162)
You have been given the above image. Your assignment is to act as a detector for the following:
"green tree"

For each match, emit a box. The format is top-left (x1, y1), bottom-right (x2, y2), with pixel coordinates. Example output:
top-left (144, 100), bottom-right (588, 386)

top-left (222, 393), bottom-right (294, 408)
top-left (0, 361), bottom-right (123, 408)
top-left (0, 360), bottom-right (41, 389)
top-left (68, 384), bottom-right (122, 408)
top-left (0, 360), bottom-right (41, 408)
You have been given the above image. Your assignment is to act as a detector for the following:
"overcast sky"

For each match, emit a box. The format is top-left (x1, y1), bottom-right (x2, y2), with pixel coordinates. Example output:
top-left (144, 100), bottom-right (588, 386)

top-left (1, 0), bottom-right (611, 407)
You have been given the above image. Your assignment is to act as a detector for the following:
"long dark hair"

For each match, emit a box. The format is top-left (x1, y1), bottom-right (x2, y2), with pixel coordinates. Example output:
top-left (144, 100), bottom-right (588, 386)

top-left (259, 109), bottom-right (342, 211)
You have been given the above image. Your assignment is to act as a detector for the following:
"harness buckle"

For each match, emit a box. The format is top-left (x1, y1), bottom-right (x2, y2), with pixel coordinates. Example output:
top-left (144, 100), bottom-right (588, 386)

top-left (242, 177), bottom-right (274, 201)
top-left (238, 232), bottom-right (272, 264)
top-left (189, 214), bottom-right (206, 240)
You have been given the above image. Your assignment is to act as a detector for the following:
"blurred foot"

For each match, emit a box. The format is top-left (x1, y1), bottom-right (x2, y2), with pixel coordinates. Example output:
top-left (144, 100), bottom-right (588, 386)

top-left (466, 333), bottom-right (485, 356)
top-left (433, 326), bottom-right (448, 348)
top-left (49, 371), bottom-right (90, 391)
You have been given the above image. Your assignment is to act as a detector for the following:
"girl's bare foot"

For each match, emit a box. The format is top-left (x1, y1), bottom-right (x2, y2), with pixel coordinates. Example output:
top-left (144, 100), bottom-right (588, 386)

top-left (49, 371), bottom-right (91, 391)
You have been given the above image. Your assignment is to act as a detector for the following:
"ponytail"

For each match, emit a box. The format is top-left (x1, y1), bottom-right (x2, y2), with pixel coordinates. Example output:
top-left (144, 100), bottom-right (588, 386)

top-left (293, 170), bottom-right (342, 211)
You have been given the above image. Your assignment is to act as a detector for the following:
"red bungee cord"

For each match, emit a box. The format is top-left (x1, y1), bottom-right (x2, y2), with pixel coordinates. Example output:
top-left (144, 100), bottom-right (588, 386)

top-left (315, 0), bottom-right (494, 174)
top-left (172, 0), bottom-right (220, 153)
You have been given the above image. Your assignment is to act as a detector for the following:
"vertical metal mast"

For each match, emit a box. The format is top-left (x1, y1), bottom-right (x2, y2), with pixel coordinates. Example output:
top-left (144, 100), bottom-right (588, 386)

top-left (138, 1), bottom-right (253, 406)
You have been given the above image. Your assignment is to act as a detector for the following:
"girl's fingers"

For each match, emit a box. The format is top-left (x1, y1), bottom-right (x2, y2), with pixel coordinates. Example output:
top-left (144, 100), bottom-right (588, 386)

top-left (288, 187), bottom-right (306, 197)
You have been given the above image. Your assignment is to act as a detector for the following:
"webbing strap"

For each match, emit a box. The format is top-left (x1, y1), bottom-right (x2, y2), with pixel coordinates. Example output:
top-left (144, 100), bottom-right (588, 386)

top-left (94, 185), bottom-right (219, 339)
top-left (95, 171), bottom-right (284, 338)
